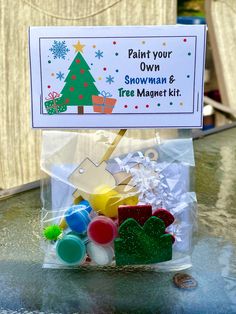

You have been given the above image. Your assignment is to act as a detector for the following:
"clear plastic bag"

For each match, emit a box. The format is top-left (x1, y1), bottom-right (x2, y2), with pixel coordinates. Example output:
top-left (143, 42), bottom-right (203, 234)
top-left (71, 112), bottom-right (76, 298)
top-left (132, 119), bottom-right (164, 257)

top-left (41, 130), bottom-right (197, 270)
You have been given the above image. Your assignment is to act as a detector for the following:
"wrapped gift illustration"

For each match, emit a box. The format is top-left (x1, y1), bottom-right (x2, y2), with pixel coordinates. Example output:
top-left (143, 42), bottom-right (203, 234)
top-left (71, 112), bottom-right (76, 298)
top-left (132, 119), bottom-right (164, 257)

top-left (44, 92), bottom-right (67, 115)
top-left (92, 91), bottom-right (117, 114)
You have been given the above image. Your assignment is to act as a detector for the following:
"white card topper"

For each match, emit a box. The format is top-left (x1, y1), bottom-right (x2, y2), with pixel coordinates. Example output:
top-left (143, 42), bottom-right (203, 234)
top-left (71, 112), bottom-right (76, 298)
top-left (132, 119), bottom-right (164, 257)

top-left (29, 25), bottom-right (206, 128)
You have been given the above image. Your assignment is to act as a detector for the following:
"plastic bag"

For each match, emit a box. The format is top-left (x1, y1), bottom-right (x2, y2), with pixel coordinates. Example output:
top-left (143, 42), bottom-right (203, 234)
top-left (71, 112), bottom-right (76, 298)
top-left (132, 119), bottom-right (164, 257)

top-left (41, 130), bottom-right (197, 270)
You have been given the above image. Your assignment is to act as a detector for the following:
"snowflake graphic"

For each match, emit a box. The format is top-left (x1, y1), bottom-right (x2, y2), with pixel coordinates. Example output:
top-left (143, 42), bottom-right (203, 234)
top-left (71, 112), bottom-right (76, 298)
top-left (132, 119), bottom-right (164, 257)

top-left (56, 71), bottom-right (65, 81)
top-left (106, 75), bottom-right (114, 84)
top-left (95, 50), bottom-right (104, 59)
top-left (49, 41), bottom-right (70, 59)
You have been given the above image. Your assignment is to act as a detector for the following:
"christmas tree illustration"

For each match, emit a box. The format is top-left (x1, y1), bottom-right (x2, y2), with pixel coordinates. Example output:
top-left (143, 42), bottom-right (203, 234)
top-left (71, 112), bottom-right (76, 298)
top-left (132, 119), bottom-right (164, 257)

top-left (60, 40), bottom-right (99, 114)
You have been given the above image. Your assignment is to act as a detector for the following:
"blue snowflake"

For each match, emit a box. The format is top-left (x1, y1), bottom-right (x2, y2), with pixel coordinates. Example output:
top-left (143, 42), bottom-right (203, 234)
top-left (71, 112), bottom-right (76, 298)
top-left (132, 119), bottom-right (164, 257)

top-left (49, 41), bottom-right (70, 59)
top-left (56, 71), bottom-right (65, 81)
top-left (106, 75), bottom-right (114, 84)
top-left (95, 50), bottom-right (104, 59)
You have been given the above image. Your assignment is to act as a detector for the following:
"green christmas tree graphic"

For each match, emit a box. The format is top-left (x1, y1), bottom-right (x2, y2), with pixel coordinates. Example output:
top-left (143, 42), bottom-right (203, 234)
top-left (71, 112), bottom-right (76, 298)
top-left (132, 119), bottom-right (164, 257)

top-left (60, 41), bottom-right (99, 113)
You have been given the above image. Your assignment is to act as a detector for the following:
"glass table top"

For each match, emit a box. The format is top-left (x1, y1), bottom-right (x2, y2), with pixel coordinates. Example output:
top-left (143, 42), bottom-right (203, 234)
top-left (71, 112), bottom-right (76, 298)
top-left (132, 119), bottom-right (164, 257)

top-left (0, 128), bottom-right (236, 313)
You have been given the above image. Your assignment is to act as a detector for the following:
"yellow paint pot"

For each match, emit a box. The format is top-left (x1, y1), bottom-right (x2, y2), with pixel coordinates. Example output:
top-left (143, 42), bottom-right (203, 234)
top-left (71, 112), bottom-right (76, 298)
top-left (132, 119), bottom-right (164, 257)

top-left (89, 184), bottom-right (138, 218)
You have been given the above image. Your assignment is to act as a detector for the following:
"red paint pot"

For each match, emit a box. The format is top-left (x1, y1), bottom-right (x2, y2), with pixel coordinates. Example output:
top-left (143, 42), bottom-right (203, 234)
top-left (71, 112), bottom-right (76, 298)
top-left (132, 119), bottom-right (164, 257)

top-left (87, 216), bottom-right (118, 245)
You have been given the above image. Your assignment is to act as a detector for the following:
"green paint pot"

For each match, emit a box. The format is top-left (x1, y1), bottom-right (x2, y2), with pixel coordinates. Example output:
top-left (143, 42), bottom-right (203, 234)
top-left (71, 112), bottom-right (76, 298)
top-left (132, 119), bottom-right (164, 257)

top-left (56, 234), bottom-right (86, 266)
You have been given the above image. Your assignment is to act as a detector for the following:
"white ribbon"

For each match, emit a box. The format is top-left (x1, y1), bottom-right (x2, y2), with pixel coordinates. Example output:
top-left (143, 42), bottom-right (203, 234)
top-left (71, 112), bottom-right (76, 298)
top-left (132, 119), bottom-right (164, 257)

top-left (115, 151), bottom-right (176, 208)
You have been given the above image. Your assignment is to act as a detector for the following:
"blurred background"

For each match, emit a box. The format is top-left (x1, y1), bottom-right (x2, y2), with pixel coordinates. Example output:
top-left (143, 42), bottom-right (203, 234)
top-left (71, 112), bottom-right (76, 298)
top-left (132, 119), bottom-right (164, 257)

top-left (1, 0), bottom-right (236, 190)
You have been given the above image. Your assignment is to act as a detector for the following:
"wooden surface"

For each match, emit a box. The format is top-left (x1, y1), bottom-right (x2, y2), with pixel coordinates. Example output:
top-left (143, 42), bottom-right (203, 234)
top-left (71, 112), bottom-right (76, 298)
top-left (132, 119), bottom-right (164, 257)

top-left (0, 0), bottom-right (177, 189)
top-left (205, 0), bottom-right (236, 110)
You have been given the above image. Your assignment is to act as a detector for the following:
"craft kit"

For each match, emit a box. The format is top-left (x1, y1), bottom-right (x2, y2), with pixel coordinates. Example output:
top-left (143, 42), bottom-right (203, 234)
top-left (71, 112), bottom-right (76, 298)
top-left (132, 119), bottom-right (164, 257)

top-left (29, 25), bottom-right (206, 270)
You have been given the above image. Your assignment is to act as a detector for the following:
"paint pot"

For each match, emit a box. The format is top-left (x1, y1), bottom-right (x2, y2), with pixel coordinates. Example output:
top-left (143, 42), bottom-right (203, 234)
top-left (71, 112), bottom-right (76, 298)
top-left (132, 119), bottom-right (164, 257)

top-left (79, 200), bottom-right (93, 213)
top-left (56, 234), bottom-right (86, 266)
top-left (65, 204), bottom-right (91, 233)
top-left (87, 216), bottom-right (118, 245)
top-left (89, 184), bottom-right (138, 218)
top-left (87, 242), bottom-right (114, 266)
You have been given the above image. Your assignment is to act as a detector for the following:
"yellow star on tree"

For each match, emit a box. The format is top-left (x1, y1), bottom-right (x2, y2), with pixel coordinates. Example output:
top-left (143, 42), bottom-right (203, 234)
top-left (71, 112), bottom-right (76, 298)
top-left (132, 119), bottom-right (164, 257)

top-left (73, 41), bottom-right (85, 53)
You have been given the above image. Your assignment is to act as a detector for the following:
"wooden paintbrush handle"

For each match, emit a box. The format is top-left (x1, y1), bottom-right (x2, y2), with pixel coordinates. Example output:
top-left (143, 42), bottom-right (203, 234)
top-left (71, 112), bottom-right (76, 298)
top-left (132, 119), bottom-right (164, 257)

top-left (100, 129), bottom-right (127, 162)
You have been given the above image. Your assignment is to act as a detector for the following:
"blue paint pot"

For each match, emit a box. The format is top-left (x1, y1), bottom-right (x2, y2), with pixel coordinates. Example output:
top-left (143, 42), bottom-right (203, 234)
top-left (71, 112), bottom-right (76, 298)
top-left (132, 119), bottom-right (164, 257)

top-left (65, 205), bottom-right (91, 234)
top-left (79, 200), bottom-right (92, 213)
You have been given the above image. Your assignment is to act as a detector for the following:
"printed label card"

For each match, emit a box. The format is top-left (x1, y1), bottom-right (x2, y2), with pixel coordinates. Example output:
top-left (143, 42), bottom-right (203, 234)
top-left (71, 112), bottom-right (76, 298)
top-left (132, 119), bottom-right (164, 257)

top-left (29, 25), bottom-right (206, 128)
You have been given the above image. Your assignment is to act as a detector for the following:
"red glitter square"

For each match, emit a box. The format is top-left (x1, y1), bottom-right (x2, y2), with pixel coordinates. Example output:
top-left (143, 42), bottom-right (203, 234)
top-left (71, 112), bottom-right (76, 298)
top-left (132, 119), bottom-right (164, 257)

top-left (118, 205), bottom-right (152, 226)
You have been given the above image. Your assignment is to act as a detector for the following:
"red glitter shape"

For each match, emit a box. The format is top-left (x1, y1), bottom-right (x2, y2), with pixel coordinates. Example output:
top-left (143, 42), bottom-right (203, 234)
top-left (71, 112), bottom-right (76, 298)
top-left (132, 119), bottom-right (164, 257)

top-left (78, 94), bottom-right (83, 99)
top-left (65, 98), bottom-right (69, 103)
top-left (118, 205), bottom-right (152, 226)
top-left (70, 87), bottom-right (74, 92)
top-left (76, 59), bottom-right (80, 63)
top-left (152, 208), bottom-right (175, 227)
top-left (80, 69), bottom-right (85, 74)
top-left (84, 82), bottom-right (88, 87)
top-left (71, 75), bottom-right (76, 80)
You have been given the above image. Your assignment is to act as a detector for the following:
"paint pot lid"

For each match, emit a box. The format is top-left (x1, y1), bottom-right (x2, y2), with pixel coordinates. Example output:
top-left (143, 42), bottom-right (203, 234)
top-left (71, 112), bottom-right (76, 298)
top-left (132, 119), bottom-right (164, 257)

top-left (87, 216), bottom-right (117, 245)
top-left (65, 204), bottom-right (88, 217)
top-left (56, 234), bottom-right (86, 265)
top-left (65, 205), bottom-right (91, 234)
top-left (87, 242), bottom-right (114, 266)
top-left (79, 200), bottom-right (93, 213)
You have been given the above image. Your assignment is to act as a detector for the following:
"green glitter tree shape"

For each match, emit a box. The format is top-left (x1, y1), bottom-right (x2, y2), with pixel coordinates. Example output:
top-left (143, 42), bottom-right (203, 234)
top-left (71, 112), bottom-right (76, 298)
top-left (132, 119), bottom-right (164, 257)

top-left (60, 41), bottom-right (99, 114)
top-left (114, 216), bottom-right (172, 266)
